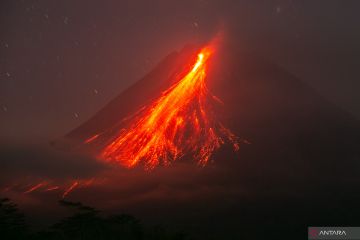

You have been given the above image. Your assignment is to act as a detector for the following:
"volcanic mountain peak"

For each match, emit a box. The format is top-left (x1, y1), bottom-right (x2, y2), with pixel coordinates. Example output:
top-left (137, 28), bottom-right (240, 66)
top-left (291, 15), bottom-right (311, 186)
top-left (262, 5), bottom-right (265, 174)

top-left (56, 44), bottom-right (360, 176)
top-left (76, 45), bottom-right (239, 169)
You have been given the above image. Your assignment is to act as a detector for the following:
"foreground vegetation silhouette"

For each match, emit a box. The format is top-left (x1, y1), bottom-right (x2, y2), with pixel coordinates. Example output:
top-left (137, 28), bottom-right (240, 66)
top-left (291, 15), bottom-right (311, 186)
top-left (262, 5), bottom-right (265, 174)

top-left (0, 198), bottom-right (188, 240)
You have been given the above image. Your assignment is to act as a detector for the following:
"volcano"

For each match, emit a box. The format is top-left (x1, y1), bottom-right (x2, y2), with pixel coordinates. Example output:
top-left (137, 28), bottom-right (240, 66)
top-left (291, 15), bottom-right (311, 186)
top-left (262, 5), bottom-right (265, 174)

top-left (59, 43), bottom-right (360, 173)
top-left (81, 45), bottom-right (239, 169)
top-left (54, 43), bottom-right (360, 239)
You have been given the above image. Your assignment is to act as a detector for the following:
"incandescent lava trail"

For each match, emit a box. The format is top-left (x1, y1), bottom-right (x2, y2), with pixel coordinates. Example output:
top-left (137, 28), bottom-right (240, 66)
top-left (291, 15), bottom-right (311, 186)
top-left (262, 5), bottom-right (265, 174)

top-left (86, 45), bottom-right (239, 169)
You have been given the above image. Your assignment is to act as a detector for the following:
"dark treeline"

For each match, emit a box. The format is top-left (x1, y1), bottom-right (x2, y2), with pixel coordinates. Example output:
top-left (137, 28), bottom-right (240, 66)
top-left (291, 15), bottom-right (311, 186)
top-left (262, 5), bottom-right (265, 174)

top-left (0, 198), bottom-right (189, 240)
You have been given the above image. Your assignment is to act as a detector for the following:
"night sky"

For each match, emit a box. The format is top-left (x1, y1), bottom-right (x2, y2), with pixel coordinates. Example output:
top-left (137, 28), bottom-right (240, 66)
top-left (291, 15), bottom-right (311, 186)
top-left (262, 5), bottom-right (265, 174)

top-left (1, 0), bottom-right (360, 142)
top-left (1, 2), bottom-right (360, 239)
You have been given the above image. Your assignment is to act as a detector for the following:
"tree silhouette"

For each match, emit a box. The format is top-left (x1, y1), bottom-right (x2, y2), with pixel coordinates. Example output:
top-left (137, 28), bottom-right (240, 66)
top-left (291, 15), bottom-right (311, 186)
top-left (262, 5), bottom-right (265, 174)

top-left (4, 199), bottom-right (190, 240)
top-left (0, 198), bottom-right (28, 239)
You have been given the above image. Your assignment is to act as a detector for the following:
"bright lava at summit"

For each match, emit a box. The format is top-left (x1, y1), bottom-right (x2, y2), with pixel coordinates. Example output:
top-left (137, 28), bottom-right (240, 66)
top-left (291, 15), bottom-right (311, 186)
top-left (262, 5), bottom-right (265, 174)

top-left (86, 45), bottom-right (239, 169)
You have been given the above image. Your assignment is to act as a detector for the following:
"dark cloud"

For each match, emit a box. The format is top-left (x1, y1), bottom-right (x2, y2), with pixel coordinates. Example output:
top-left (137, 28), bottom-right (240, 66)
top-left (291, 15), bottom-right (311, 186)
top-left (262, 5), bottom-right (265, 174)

top-left (0, 143), bottom-right (107, 182)
top-left (0, 142), bottom-right (359, 239)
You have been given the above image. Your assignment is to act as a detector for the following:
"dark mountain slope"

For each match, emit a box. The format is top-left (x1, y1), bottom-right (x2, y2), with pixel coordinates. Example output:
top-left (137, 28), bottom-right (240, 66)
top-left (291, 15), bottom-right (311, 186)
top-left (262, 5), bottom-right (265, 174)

top-left (53, 44), bottom-right (360, 239)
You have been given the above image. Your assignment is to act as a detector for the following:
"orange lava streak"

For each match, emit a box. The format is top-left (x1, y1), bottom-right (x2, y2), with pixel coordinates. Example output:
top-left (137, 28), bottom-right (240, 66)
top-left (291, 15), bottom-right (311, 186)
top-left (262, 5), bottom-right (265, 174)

top-left (62, 181), bottom-right (79, 199)
top-left (89, 45), bottom-right (238, 169)
top-left (45, 186), bottom-right (60, 191)
top-left (84, 134), bottom-right (99, 144)
top-left (24, 182), bottom-right (47, 194)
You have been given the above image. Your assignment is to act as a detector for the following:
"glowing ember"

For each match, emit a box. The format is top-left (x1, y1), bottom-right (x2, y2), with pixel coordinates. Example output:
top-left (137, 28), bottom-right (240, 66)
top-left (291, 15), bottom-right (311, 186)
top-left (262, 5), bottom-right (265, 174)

top-left (85, 134), bottom-right (99, 144)
top-left (1, 179), bottom-right (105, 198)
top-left (62, 181), bottom-right (79, 199)
top-left (86, 45), bottom-right (239, 169)
top-left (24, 182), bottom-right (46, 194)
top-left (45, 186), bottom-right (60, 191)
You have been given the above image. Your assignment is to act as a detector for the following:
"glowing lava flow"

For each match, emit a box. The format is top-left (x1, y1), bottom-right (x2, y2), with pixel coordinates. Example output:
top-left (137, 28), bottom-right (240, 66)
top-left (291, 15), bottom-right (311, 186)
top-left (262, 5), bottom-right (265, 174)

top-left (12, 180), bottom-right (92, 198)
top-left (87, 46), bottom-right (239, 169)
top-left (24, 182), bottom-right (47, 194)
top-left (62, 181), bottom-right (79, 199)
